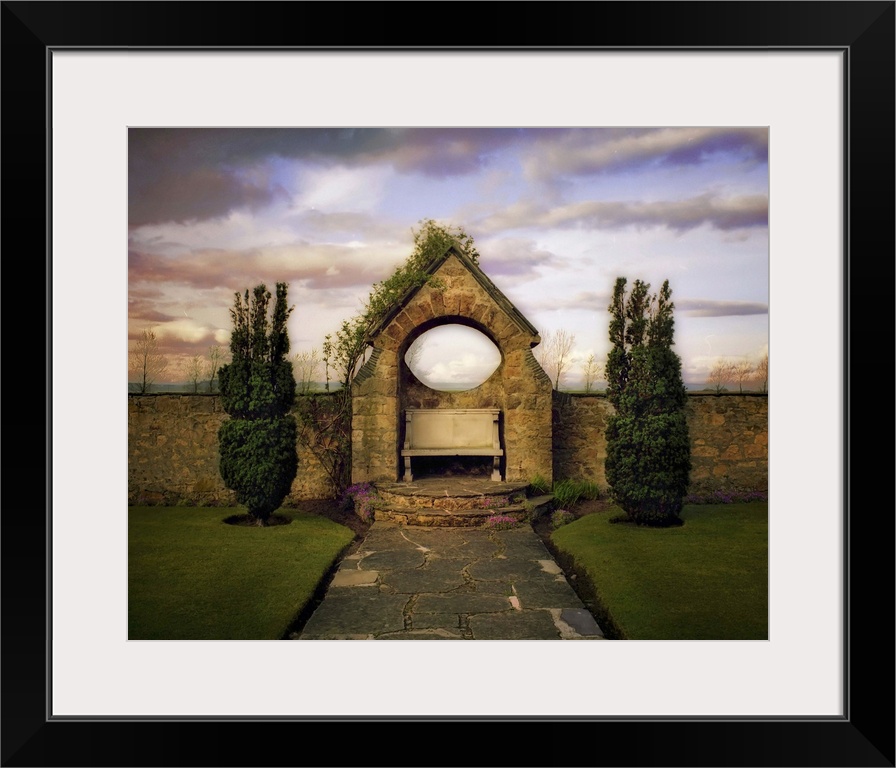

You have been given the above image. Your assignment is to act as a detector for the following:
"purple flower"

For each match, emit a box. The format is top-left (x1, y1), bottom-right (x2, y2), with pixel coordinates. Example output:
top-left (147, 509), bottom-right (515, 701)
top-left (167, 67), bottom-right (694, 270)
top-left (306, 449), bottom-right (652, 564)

top-left (342, 482), bottom-right (379, 522)
top-left (484, 514), bottom-right (520, 530)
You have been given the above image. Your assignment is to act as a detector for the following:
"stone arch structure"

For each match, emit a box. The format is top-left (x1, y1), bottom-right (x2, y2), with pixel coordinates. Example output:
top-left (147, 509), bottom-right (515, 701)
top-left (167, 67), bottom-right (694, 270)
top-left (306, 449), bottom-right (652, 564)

top-left (351, 244), bottom-right (553, 485)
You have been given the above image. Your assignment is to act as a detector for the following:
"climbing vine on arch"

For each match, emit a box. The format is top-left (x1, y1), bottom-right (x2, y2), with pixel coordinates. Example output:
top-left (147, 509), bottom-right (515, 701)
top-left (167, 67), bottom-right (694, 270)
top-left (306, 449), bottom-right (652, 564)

top-left (295, 219), bottom-right (480, 495)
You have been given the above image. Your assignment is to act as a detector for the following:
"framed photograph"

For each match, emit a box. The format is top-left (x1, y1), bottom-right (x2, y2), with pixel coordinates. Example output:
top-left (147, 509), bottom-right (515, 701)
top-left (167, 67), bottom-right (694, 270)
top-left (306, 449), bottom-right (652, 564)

top-left (8, 2), bottom-right (892, 765)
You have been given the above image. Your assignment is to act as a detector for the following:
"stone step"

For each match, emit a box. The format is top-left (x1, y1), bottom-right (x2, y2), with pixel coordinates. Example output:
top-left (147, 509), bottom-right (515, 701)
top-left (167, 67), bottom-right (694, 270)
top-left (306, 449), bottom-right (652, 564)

top-left (374, 503), bottom-right (532, 528)
top-left (526, 494), bottom-right (555, 513)
top-left (356, 479), bottom-right (555, 526)
top-left (373, 494), bottom-right (555, 528)
top-left (376, 483), bottom-right (530, 512)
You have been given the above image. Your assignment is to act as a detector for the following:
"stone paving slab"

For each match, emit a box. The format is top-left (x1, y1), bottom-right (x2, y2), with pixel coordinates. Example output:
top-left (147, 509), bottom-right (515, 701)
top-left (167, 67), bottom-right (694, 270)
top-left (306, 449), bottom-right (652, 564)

top-left (299, 592), bottom-right (408, 638)
top-left (330, 569), bottom-right (379, 587)
top-left (383, 566), bottom-right (468, 594)
top-left (377, 629), bottom-right (465, 640)
top-left (410, 611), bottom-right (467, 632)
top-left (399, 528), bottom-right (491, 552)
top-left (469, 609), bottom-right (562, 640)
top-left (440, 537), bottom-right (503, 559)
top-left (358, 549), bottom-right (426, 570)
top-left (464, 579), bottom-right (515, 596)
top-left (359, 527), bottom-right (422, 550)
top-left (493, 528), bottom-right (554, 555)
top-left (559, 608), bottom-right (605, 638)
top-left (465, 558), bottom-right (545, 581)
top-left (414, 593), bottom-right (512, 615)
top-left (296, 521), bottom-right (605, 641)
top-left (512, 578), bottom-right (585, 610)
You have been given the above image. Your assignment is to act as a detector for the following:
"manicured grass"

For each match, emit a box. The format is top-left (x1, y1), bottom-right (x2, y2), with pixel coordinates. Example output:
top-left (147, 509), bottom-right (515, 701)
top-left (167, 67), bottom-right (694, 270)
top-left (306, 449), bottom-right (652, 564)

top-left (129, 507), bottom-right (355, 640)
top-left (551, 503), bottom-right (768, 640)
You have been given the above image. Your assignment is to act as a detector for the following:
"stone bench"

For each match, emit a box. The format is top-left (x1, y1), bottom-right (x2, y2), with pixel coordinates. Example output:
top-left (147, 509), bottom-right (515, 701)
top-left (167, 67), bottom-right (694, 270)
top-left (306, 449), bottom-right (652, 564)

top-left (402, 408), bottom-right (503, 482)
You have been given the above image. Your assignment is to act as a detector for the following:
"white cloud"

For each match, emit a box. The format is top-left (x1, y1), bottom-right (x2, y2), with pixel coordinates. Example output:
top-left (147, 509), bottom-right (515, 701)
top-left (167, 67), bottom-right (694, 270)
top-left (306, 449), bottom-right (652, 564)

top-left (523, 127), bottom-right (768, 180)
top-left (126, 128), bottom-right (769, 389)
top-left (425, 354), bottom-right (498, 387)
top-left (153, 319), bottom-right (215, 343)
top-left (294, 163), bottom-right (389, 213)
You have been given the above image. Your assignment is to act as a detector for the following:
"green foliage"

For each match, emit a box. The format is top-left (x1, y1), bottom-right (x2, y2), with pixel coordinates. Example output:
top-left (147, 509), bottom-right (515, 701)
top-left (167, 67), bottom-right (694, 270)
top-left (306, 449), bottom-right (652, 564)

top-left (605, 277), bottom-right (691, 527)
top-left (364, 219), bottom-right (478, 334)
top-left (528, 473), bottom-right (551, 495)
top-left (219, 284), bottom-right (296, 419)
top-left (218, 417), bottom-right (298, 522)
top-left (323, 219), bottom-right (479, 392)
top-left (551, 479), bottom-right (585, 508)
top-left (551, 509), bottom-right (577, 530)
top-left (551, 478), bottom-right (602, 508)
top-left (217, 283), bottom-right (298, 525)
top-left (578, 481), bottom-right (602, 500)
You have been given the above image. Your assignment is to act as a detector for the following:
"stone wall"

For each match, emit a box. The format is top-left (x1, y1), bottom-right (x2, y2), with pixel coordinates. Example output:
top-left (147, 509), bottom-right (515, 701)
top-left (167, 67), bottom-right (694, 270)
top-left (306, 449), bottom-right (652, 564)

top-left (129, 391), bottom-right (767, 506)
top-left (128, 394), bottom-right (333, 506)
top-left (552, 392), bottom-right (768, 495)
top-left (683, 394), bottom-right (768, 493)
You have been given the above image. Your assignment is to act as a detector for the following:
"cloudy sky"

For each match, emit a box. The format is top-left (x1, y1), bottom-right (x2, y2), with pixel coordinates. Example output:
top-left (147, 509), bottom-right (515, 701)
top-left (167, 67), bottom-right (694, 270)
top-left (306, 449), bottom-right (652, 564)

top-left (128, 127), bottom-right (768, 390)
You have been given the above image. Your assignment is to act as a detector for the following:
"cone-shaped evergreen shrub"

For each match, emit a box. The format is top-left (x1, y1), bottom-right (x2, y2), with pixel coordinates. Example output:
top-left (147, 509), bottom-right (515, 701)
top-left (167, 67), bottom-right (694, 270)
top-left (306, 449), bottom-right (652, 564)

top-left (605, 278), bottom-right (691, 526)
top-left (218, 284), bottom-right (298, 525)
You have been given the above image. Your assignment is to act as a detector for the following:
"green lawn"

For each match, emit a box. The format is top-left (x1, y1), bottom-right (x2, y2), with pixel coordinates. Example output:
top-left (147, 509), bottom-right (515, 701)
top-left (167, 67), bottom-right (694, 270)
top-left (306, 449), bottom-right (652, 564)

top-left (129, 507), bottom-right (355, 640)
top-left (551, 503), bottom-right (768, 640)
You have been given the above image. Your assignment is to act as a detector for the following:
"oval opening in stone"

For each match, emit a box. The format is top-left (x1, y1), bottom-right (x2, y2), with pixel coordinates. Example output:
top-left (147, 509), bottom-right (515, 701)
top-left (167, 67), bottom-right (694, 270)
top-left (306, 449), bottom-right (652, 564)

top-left (404, 325), bottom-right (501, 392)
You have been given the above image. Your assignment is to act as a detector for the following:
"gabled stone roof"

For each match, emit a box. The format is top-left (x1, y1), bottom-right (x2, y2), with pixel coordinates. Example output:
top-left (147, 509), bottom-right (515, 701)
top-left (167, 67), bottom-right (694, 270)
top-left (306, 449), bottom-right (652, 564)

top-left (366, 243), bottom-right (541, 343)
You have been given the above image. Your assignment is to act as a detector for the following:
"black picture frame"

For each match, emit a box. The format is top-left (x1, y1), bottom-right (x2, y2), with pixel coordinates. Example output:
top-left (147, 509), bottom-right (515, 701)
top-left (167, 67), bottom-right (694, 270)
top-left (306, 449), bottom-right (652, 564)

top-left (5, 2), bottom-right (893, 766)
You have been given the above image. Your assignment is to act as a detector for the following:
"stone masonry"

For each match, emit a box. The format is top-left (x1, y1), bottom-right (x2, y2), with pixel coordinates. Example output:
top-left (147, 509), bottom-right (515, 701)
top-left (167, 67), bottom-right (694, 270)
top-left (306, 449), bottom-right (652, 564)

top-left (129, 387), bottom-right (767, 506)
top-left (128, 393), bottom-right (332, 506)
top-left (351, 247), bottom-right (553, 487)
top-left (552, 391), bottom-right (768, 495)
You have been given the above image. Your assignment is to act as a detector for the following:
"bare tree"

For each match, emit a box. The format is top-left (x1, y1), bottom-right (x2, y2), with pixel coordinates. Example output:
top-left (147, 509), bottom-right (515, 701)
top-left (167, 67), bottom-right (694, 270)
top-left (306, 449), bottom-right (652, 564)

top-left (185, 355), bottom-right (204, 393)
top-left (129, 326), bottom-right (168, 393)
top-left (582, 352), bottom-right (602, 393)
top-left (732, 358), bottom-right (754, 393)
top-left (707, 358), bottom-right (735, 394)
top-left (753, 353), bottom-right (768, 393)
top-left (292, 348), bottom-right (322, 394)
top-left (206, 345), bottom-right (224, 392)
top-left (535, 329), bottom-right (576, 390)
